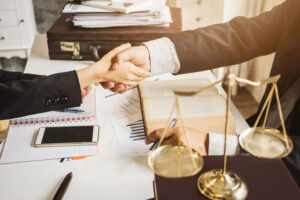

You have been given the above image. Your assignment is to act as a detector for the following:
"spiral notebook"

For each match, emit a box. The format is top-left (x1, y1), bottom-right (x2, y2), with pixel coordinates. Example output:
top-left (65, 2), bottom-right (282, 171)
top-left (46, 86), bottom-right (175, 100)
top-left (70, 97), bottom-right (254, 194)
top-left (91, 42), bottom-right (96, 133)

top-left (0, 89), bottom-right (98, 164)
top-left (10, 88), bottom-right (97, 126)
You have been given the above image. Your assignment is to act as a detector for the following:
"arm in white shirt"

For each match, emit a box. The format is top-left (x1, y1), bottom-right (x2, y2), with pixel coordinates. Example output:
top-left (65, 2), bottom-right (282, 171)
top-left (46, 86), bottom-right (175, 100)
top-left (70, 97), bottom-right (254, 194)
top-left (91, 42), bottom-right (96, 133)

top-left (144, 37), bottom-right (239, 155)
top-left (143, 37), bottom-right (180, 75)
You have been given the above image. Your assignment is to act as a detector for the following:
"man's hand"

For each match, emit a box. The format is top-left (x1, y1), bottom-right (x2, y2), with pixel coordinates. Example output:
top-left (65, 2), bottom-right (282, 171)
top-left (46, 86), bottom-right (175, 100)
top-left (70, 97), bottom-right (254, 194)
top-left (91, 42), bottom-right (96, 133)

top-left (101, 45), bottom-right (151, 93)
top-left (77, 43), bottom-right (133, 90)
top-left (146, 127), bottom-right (208, 156)
top-left (104, 61), bottom-right (149, 86)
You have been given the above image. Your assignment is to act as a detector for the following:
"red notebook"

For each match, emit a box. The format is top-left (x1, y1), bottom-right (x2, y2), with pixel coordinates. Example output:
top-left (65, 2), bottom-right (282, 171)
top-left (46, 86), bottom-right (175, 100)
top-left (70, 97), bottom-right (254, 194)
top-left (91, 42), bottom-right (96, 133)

top-left (154, 155), bottom-right (300, 200)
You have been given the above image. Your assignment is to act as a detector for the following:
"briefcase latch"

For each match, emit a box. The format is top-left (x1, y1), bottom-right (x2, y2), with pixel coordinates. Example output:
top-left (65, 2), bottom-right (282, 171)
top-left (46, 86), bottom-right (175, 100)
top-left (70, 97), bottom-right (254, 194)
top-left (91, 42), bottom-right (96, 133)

top-left (60, 42), bottom-right (83, 60)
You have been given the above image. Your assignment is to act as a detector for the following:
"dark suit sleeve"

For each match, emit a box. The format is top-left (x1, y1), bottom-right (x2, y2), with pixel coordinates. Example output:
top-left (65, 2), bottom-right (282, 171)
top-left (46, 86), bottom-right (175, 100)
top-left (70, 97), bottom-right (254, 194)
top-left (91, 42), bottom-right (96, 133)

top-left (0, 69), bottom-right (41, 82)
top-left (0, 70), bottom-right (82, 120)
top-left (168, 0), bottom-right (293, 74)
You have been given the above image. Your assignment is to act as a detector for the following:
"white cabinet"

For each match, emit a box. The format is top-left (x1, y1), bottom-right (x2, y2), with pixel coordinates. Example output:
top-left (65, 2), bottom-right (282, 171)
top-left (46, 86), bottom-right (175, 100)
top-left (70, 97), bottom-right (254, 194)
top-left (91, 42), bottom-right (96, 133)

top-left (168, 0), bottom-right (224, 30)
top-left (0, 0), bottom-right (37, 58)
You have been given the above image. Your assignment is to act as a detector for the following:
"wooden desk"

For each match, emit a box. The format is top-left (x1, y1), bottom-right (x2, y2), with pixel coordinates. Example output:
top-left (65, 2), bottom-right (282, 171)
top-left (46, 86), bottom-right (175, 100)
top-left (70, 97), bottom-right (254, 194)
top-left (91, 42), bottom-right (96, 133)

top-left (0, 35), bottom-right (249, 200)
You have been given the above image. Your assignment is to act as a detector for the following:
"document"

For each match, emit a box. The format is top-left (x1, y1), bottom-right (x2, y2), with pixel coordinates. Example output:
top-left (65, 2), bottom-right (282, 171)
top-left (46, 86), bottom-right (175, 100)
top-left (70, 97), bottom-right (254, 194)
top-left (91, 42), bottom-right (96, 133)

top-left (0, 123), bottom-right (98, 164)
top-left (98, 73), bottom-right (174, 125)
top-left (62, 2), bottom-right (114, 13)
top-left (99, 87), bottom-right (141, 125)
top-left (111, 121), bottom-right (150, 156)
top-left (73, 5), bottom-right (172, 28)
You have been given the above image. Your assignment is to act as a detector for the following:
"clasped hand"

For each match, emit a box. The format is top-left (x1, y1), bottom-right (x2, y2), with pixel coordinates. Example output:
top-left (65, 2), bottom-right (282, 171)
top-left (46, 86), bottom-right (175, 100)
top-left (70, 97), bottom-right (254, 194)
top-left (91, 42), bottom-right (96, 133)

top-left (76, 43), bottom-right (150, 96)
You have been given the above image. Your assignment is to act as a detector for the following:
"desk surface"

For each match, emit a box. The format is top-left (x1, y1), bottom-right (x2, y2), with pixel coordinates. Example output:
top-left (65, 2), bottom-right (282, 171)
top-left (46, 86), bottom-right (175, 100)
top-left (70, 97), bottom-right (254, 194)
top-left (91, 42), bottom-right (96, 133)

top-left (0, 35), bottom-right (249, 200)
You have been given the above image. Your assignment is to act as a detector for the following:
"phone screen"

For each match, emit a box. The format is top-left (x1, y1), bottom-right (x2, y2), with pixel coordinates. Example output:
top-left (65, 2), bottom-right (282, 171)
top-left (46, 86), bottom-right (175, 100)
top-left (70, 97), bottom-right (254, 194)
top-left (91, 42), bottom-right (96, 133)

top-left (42, 126), bottom-right (94, 144)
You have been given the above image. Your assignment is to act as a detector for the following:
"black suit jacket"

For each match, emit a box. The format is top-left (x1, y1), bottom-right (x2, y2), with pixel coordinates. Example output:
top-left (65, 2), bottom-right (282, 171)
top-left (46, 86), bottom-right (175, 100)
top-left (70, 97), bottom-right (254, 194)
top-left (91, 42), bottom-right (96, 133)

top-left (168, 0), bottom-right (300, 133)
top-left (0, 70), bottom-right (82, 120)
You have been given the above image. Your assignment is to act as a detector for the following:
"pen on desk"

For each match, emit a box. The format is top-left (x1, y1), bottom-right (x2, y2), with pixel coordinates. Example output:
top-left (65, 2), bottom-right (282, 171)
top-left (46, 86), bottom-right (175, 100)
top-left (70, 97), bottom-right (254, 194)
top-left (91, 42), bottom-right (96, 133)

top-left (54, 108), bottom-right (85, 113)
top-left (149, 118), bottom-right (177, 151)
top-left (53, 172), bottom-right (73, 200)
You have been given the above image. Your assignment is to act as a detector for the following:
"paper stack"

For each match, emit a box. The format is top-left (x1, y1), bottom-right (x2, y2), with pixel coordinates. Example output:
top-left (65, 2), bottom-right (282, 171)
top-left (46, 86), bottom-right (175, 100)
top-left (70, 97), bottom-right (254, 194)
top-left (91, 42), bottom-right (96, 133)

top-left (62, 0), bottom-right (172, 28)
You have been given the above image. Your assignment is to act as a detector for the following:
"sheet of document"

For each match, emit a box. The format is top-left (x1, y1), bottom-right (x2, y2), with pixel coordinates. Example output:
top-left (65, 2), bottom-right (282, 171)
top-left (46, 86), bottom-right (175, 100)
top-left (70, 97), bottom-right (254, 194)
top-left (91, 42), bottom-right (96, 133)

top-left (110, 120), bottom-right (151, 156)
top-left (73, 5), bottom-right (172, 28)
top-left (0, 123), bottom-right (98, 164)
top-left (98, 73), bottom-right (174, 125)
top-left (62, 2), bottom-right (114, 13)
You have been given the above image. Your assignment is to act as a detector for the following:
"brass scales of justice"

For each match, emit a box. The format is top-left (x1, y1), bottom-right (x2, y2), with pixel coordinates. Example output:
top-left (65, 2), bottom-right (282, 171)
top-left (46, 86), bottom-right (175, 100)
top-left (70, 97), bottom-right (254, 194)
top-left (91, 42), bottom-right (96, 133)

top-left (147, 73), bottom-right (293, 200)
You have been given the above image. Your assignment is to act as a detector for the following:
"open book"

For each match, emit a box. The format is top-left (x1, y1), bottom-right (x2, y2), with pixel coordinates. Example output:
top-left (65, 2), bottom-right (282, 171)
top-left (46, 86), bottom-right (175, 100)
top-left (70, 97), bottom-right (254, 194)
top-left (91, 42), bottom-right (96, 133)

top-left (138, 78), bottom-right (236, 135)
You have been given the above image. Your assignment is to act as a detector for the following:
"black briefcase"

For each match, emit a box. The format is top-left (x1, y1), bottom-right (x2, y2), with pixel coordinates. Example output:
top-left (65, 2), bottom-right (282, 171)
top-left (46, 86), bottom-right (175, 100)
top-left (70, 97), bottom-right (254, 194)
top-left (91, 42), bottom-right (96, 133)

top-left (47, 7), bottom-right (182, 61)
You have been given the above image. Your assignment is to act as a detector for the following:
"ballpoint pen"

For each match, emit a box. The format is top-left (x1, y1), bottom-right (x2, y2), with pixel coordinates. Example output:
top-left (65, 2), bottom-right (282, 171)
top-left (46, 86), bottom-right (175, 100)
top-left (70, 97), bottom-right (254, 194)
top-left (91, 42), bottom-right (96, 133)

top-left (53, 172), bottom-right (73, 200)
top-left (149, 118), bottom-right (177, 151)
top-left (54, 108), bottom-right (85, 113)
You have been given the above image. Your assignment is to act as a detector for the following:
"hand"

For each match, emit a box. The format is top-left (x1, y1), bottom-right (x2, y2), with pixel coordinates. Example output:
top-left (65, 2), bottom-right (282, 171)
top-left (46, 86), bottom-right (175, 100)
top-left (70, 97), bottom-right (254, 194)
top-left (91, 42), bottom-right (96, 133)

top-left (81, 85), bottom-right (92, 98)
top-left (104, 61), bottom-right (149, 87)
top-left (146, 127), bottom-right (208, 155)
top-left (101, 45), bottom-right (150, 93)
top-left (76, 43), bottom-right (132, 89)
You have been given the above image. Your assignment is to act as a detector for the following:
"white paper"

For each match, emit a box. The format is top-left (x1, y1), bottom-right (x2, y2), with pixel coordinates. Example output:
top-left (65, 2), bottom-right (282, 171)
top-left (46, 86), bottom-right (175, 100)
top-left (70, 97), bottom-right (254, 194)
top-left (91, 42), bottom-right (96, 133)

top-left (73, 5), bottom-right (172, 28)
top-left (62, 3), bottom-right (114, 13)
top-left (111, 121), bottom-right (151, 156)
top-left (99, 73), bottom-right (174, 125)
top-left (0, 123), bottom-right (98, 164)
top-left (100, 87), bottom-right (141, 125)
top-left (81, 0), bottom-right (164, 14)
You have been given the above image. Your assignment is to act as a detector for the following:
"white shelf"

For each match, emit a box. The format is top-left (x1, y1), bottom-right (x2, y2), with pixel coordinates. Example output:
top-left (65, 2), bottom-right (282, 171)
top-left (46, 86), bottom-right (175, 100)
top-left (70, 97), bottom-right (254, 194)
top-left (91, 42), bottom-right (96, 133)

top-left (0, 0), bottom-right (36, 58)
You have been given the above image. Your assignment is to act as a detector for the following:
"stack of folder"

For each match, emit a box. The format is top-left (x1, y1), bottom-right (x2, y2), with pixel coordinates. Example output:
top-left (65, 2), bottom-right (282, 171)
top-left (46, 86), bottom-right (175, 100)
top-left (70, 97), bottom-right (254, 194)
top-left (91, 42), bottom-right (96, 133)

top-left (62, 0), bottom-right (172, 28)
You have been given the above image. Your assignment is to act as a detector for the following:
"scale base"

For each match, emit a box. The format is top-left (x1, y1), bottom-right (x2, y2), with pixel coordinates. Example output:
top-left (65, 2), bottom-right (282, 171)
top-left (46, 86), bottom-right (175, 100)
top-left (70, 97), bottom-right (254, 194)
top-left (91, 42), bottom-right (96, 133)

top-left (198, 169), bottom-right (248, 200)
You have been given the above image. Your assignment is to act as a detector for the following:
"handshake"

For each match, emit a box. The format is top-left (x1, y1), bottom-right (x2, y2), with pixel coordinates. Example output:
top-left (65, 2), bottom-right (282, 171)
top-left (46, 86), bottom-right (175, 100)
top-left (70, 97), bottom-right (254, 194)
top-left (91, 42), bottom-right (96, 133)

top-left (76, 43), bottom-right (208, 154)
top-left (76, 43), bottom-right (151, 96)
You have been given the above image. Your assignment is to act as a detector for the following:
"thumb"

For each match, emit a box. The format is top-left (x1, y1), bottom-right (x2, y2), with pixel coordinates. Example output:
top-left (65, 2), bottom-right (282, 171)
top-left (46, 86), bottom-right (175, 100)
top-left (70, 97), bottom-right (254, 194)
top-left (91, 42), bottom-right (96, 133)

top-left (111, 63), bottom-right (119, 70)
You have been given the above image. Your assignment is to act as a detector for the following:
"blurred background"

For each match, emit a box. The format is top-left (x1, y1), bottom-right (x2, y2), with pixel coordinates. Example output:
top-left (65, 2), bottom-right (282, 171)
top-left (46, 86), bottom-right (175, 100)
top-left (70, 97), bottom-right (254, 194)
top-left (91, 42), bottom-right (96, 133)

top-left (0, 0), bottom-right (285, 118)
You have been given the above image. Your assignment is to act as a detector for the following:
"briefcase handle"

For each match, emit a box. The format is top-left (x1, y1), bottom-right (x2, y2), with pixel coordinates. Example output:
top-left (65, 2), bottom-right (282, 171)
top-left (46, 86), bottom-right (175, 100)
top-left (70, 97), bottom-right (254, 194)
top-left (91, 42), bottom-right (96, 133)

top-left (90, 45), bottom-right (101, 61)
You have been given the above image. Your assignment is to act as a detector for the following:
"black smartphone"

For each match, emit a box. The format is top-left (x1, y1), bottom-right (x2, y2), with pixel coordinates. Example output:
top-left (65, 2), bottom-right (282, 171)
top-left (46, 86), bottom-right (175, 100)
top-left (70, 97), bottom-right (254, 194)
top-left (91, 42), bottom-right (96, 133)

top-left (34, 125), bottom-right (99, 147)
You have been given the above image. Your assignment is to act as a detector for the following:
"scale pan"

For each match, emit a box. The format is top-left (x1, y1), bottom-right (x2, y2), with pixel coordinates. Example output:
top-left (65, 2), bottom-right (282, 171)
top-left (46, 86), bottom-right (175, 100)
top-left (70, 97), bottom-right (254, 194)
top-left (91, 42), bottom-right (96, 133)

top-left (239, 127), bottom-right (293, 159)
top-left (148, 145), bottom-right (203, 178)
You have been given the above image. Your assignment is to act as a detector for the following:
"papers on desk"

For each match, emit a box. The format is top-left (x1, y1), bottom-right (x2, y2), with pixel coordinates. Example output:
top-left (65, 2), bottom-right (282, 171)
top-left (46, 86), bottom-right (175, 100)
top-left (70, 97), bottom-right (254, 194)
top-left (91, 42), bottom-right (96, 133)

top-left (62, 2), bottom-right (115, 13)
top-left (81, 0), bottom-right (154, 14)
top-left (63, 0), bottom-right (166, 14)
top-left (111, 121), bottom-right (150, 156)
top-left (73, 5), bottom-right (172, 28)
top-left (99, 87), bottom-right (142, 125)
top-left (63, 0), bottom-right (171, 28)
top-left (0, 124), bottom-right (98, 164)
top-left (0, 89), bottom-right (99, 164)
top-left (99, 73), bottom-right (174, 125)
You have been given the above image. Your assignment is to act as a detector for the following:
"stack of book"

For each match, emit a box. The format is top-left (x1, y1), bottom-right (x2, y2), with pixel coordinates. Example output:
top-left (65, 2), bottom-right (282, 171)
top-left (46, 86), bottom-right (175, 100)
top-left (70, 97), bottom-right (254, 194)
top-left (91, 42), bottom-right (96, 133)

top-left (62, 0), bottom-right (172, 28)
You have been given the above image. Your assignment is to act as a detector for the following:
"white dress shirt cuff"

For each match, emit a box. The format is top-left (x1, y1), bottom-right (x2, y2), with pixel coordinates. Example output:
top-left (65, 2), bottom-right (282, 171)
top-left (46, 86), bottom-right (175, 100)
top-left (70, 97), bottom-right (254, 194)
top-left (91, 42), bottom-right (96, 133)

top-left (208, 133), bottom-right (239, 155)
top-left (143, 37), bottom-right (180, 75)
